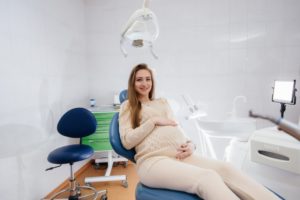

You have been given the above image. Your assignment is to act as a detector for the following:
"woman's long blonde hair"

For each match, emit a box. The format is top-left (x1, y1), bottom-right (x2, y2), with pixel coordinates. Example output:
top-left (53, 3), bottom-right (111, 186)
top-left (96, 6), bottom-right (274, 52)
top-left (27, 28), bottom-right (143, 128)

top-left (128, 63), bottom-right (155, 128)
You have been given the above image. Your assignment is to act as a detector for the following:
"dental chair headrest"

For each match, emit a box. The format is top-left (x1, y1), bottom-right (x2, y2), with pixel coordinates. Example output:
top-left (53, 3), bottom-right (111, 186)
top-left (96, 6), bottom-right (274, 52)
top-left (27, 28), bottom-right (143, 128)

top-left (119, 90), bottom-right (128, 104)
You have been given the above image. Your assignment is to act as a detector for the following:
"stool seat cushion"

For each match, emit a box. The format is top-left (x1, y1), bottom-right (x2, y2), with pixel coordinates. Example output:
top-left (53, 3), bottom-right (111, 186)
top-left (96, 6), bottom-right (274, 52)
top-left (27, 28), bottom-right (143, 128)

top-left (48, 144), bottom-right (94, 164)
top-left (136, 182), bottom-right (201, 200)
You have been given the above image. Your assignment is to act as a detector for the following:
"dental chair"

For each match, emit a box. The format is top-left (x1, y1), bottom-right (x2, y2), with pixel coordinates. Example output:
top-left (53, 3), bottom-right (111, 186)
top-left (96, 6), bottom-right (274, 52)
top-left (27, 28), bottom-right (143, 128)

top-left (109, 90), bottom-right (201, 200)
top-left (46, 108), bottom-right (106, 200)
top-left (110, 90), bottom-right (285, 200)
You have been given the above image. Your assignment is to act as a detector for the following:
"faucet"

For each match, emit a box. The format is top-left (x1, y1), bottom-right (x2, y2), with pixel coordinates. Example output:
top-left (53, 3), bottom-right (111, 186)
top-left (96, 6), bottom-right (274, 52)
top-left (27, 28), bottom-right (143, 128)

top-left (230, 96), bottom-right (247, 118)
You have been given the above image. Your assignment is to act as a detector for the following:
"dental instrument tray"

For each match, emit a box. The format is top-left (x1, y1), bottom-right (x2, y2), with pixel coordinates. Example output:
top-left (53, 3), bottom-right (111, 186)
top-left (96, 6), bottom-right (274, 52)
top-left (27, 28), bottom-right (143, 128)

top-left (250, 127), bottom-right (300, 174)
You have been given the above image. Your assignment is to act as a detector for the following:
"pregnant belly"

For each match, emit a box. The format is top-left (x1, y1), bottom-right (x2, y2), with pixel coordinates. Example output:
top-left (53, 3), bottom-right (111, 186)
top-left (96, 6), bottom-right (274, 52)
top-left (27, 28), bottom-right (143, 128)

top-left (135, 126), bottom-right (188, 160)
top-left (151, 126), bottom-right (187, 148)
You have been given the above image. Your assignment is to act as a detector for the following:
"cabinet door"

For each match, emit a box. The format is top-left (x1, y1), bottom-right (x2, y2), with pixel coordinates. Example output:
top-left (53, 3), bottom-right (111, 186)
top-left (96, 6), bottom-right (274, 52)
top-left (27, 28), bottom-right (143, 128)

top-left (82, 138), bottom-right (112, 151)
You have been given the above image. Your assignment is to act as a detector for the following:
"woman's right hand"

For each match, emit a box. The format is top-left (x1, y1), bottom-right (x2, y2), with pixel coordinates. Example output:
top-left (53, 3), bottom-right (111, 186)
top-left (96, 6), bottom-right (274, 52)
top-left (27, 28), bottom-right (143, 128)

top-left (152, 117), bottom-right (177, 126)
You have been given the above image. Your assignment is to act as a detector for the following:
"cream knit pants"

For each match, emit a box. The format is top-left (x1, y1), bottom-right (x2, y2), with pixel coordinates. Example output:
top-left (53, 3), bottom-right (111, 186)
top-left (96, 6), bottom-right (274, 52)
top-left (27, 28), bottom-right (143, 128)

top-left (137, 155), bottom-right (279, 200)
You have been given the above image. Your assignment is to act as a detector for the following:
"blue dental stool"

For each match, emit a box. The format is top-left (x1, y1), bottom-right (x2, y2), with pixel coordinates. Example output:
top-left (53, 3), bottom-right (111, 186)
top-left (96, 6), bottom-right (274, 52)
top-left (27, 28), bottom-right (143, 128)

top-left (46, 108), bottom-right (106, 200)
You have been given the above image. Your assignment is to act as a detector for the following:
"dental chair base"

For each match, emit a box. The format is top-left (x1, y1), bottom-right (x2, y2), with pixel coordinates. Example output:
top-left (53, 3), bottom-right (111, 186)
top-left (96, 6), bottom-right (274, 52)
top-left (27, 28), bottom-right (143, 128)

top-left (84, 151), bottom-right (128, 187)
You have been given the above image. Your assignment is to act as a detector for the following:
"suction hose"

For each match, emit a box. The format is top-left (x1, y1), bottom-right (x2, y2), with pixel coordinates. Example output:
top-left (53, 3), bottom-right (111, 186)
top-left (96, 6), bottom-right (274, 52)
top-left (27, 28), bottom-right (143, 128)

top-left (249, 110), bottom-right (300, 141)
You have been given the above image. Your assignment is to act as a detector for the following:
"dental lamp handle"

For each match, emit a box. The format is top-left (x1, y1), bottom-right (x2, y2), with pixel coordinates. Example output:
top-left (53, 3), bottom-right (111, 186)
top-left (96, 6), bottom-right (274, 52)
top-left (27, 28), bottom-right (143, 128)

top-left (249, 110), bottom-right (300, 141)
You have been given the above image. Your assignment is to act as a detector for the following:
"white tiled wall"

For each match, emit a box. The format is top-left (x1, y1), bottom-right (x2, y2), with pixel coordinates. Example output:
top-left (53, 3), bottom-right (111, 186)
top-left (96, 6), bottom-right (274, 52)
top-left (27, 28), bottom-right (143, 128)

top-left (0, 0), bottom-right (88, 199)
top-left (86, 4), bottom-right (300, 197)
top-left (86, 0), bottom-right (300, 127)
top-left (1, 0), bottom-right (300, 199)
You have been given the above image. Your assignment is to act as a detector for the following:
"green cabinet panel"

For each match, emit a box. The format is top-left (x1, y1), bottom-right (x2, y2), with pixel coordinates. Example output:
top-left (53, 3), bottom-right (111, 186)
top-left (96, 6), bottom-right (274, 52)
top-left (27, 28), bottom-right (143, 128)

top-left (82, 138), bottom-right (112, 151)
top-left (81, 110), bottom-right (117, 151)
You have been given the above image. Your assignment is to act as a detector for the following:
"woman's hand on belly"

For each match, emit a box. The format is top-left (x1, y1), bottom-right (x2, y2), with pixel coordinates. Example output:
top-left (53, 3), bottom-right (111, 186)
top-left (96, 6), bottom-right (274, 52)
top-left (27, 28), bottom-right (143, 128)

top-left (175, 141), bottom-right (195, 160)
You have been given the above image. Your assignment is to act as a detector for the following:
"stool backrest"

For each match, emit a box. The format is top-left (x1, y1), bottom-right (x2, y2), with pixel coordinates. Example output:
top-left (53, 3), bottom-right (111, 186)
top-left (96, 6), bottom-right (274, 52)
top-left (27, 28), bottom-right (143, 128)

top-left (57, 107), bottom-right (97, 138)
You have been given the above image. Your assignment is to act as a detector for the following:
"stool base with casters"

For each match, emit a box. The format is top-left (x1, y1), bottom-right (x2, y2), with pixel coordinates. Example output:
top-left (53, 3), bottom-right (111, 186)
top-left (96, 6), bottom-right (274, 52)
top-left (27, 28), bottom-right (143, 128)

top-left (47, 147), bottom-right (107, 200)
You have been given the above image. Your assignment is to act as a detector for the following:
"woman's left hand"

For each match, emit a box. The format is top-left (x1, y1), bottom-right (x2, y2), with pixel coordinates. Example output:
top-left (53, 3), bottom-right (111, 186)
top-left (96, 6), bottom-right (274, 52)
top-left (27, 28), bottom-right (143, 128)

top-left (176, 141), bottom-right (195, 160)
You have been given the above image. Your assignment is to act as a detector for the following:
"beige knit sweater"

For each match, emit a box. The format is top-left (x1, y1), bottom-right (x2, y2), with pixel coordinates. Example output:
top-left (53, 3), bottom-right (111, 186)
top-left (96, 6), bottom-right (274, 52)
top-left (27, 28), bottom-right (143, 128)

top-left (119, 98), bottom-right (189, 166)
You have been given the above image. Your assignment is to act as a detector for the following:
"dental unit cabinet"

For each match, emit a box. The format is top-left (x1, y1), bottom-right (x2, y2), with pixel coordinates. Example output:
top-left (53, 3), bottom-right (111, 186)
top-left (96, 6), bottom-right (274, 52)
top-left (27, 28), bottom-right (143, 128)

top-left (82, 106), bottom-right (128, 186)
top-left (250, 127), bottom-right (300, 174)
top-left (248, 80), bottom-right (300, 174)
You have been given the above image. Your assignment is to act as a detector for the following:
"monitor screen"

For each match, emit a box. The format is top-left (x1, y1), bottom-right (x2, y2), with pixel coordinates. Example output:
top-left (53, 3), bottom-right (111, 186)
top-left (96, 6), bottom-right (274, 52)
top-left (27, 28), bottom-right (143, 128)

top-left (272, 80), bottom-right (296, 104)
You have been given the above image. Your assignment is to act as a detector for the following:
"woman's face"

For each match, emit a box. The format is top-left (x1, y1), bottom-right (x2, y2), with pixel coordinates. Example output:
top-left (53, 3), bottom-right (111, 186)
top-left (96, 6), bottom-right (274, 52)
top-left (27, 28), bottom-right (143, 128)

top-left (134, 69), bottom-right (152, 99)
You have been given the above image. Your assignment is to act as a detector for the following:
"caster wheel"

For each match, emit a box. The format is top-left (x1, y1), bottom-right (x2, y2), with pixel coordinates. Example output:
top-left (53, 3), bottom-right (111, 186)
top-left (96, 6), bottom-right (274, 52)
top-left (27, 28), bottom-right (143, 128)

top-left (76, 183), bottom-right (81, 195)
top-left (122, 180), bottom-right (128, 188)
top-left (76, 189), bottom-right (81, 196)
top-left (113, 162), bottom-right (118, 167)
top-left (101, 194), bottom-right (107, 200)
top-left (85, 182), bottom-right (92, 187)
top-left (93, 163), bottom-right (101, 170)
top-left (69, 194), bottom-right (79, 200)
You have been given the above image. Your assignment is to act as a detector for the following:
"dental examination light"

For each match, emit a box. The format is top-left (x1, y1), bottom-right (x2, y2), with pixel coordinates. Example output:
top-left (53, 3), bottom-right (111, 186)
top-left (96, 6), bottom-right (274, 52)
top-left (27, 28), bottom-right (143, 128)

top-left (272, 80), bottom-right (297, 118)
top-left (120, 0), bottom-right (159, 59)
top-left (249, 110), bottom-right (300, 141)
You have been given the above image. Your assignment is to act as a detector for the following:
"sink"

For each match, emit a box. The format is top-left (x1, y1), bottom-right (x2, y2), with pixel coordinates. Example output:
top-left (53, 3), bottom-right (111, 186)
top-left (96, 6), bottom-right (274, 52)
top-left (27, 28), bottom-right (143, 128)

top-left (196, 117), bottom-right (256, 141)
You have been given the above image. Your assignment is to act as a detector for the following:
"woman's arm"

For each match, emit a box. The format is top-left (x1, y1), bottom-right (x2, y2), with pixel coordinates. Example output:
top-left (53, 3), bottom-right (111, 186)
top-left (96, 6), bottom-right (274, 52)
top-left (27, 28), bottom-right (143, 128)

top-left (119, 101), bottom-right (156, 149)
top-left (162, 98), bottom-right (195, 159)
top-left (119, 100), bottom-right (178, 149)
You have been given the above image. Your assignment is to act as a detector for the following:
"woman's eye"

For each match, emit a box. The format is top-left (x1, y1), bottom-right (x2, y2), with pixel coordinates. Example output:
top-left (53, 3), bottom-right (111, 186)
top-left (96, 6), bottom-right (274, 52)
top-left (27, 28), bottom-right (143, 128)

top-left (136, 77), bottom-right (151, 82)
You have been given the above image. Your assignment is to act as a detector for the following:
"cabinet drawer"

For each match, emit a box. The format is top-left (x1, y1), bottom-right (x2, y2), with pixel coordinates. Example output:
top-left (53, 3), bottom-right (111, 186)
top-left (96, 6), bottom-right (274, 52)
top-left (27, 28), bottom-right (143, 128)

top-left (93, 112), bottom-right (115, 120)
top-left (96, 121), bottom-right (112, 127)
top-left (83, 132), bottom-right (108, 140)
top-left (97, 125), bottom-right (110, 131)
top-left (82, 138), bottom-right (112, 151)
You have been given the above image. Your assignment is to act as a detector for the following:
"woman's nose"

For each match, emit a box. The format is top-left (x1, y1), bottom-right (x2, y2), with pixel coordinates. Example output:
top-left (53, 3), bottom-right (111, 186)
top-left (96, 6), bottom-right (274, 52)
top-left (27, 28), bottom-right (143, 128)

top-left (141, 80), bottom-right (147, 85)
